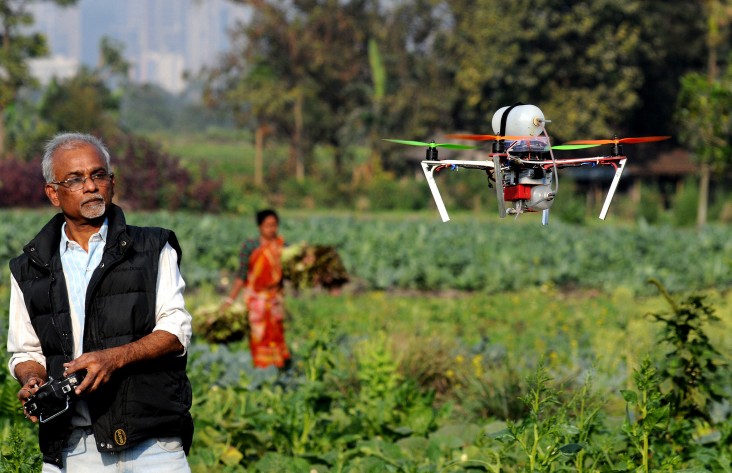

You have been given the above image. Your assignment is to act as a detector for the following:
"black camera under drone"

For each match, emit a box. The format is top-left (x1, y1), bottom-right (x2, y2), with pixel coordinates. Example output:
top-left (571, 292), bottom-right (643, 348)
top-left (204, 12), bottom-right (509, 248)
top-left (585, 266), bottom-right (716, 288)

top-left (24, 371), bottom-right (86, 423)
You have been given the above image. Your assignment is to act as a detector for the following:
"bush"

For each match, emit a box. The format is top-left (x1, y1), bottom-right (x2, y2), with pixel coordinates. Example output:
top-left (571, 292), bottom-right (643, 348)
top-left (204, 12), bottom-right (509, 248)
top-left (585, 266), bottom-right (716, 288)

top-left (638, 184), bottom-right (664, 224)
top-left (0, 157), bottom-right (47, 208)
top-left (109, 133), bottom-right (224, 212)
top-left (551, 180), bottom-right (588, 225)
top-left (363, 175), bottom-right (431, 211)
top-left (0, 132), bottom-right (225, 212)
top-left (671, 178), bottom-right (698, 227)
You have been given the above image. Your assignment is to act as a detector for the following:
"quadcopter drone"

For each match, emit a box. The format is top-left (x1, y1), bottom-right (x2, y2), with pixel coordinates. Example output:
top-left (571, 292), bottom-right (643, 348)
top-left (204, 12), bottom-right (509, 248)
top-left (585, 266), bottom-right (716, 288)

top-left (384, 103), bottom-right (670, 225)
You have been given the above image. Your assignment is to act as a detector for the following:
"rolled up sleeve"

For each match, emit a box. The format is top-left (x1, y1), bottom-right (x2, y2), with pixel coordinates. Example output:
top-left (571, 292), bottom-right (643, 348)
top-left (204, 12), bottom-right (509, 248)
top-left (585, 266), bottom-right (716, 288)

top-left (7, 275), bottom-right (46, 379)
top-left (154, 243), bottom-right (193, 355)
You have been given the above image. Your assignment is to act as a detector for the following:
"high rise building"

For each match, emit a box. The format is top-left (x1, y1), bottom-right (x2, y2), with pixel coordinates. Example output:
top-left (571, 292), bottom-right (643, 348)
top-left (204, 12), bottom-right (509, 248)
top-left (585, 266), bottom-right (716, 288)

top-left (28, 0), bottom-right (249, 93)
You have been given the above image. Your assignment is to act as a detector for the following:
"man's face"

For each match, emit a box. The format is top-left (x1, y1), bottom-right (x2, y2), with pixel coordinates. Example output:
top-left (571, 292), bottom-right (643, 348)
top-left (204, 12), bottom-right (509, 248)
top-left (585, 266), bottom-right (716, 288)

top-left (44, 143), bottom-right (115, 222)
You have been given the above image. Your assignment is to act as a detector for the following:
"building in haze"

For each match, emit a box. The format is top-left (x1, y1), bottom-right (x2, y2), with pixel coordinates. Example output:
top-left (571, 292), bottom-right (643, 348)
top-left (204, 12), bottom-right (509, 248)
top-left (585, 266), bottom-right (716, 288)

top-left (28, 0), bottom-right (249, 93)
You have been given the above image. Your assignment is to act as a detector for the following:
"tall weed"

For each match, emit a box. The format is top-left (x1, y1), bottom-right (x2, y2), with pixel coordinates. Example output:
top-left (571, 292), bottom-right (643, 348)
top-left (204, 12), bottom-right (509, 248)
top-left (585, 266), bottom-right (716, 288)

top-left (491, 361), bottom-right (584, 472)
top-left (0, 424), bottom-right (42, 473)
top-left (646, 279), bottom-right (731, 468)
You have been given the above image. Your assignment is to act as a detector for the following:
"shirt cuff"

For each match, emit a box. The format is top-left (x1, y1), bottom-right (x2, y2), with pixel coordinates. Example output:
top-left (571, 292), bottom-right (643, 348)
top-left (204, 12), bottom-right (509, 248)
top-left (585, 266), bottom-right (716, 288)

top-left (8, 353), bottom-right (47, 381)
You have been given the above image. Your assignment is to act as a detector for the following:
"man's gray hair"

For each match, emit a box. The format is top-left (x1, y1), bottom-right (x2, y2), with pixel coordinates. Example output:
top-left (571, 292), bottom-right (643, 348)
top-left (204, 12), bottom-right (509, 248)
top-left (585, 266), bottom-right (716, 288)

top-left (42, 132), bottom-right (112, 183)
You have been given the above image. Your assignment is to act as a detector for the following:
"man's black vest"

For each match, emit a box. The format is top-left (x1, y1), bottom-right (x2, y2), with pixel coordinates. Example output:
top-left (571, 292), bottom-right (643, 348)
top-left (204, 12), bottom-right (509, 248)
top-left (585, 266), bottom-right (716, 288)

top-left (9, 204), bottom-right (193, 468)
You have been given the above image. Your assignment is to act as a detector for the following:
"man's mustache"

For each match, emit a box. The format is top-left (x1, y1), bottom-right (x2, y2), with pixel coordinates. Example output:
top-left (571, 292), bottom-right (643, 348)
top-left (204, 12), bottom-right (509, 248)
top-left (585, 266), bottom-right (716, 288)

top-left (81, 194), bottom-right (105, 205)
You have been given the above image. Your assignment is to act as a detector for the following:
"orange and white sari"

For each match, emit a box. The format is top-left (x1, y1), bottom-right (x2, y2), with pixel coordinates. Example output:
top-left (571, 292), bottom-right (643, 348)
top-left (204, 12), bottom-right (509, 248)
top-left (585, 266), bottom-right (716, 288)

top-left (242, 236), bottom-right (290, 368)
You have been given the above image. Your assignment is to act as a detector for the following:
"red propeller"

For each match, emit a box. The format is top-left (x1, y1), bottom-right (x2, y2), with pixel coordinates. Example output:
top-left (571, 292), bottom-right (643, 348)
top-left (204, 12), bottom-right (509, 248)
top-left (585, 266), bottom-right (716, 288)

top-left (566, 136), bottom-right (671, 145)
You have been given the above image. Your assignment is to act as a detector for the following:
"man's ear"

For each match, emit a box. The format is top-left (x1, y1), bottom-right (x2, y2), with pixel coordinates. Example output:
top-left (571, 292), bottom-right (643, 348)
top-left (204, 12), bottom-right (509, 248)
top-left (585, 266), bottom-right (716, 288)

top-left (45, 184), bottom-right (61, 208)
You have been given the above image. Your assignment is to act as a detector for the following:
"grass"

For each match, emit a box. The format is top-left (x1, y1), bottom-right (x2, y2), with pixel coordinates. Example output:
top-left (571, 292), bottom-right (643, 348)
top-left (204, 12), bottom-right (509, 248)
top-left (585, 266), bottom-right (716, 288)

top-left (146, 129), bottom-right (251, 176)
top-left (146, 129), bottom-right (293, 180)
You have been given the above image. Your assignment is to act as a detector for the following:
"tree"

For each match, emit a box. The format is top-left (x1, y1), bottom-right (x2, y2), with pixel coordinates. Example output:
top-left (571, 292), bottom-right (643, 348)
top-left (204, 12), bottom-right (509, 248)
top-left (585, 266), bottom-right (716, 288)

top-left (211, 0), bottom-right (459, 184)
top-left (0, 0), bottom-right (78, 155)
top-left (120, 83), bottom-right (179, 132)
top-left (39, 67), bottom-right (120, 136)
top-left (203, 21), bottom-right (293, 187)
top-left (97, 36), bottom-right (130, 80)
top-left (631, 1), bottom-right (706, 136)
top-left (205, 0), bottom-right (321, 184)
top-left (444, 0), bottom-right (654, 142)
top-left (675, 66), bottom-right (732, 225)
top-left (34, 34), bottom-right (134, 148)
top-left (4, 32), bottom-right (125, 159)
top-left (358, 1), bottom-right (460, 175)
top-left (677, 0), bottom-right (732, 227)
top-left (207, 0), bottom-right (715, 201)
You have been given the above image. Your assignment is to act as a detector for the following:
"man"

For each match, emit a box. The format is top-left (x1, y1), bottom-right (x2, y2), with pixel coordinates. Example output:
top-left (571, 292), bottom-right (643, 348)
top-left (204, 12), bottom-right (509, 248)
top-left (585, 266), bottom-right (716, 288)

top-left (7, 132), bottom-right (193, 472)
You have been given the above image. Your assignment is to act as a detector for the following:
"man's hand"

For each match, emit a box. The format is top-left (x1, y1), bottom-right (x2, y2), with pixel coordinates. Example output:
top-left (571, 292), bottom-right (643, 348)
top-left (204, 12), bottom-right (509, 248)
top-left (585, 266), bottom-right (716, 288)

top-left (63, 349), bottom-right (121, 395)
top-left (18, 376), bottom-right (45, 422)
top-left (14, 361), bottom-right (48, 423)
top-left (63, 331), bottom-right (184, 395)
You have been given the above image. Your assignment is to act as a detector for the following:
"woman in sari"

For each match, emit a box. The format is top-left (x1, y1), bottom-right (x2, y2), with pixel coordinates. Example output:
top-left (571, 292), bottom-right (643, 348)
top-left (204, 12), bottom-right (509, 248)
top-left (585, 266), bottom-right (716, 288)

top-left (222, 209), bottom-right (290, 368)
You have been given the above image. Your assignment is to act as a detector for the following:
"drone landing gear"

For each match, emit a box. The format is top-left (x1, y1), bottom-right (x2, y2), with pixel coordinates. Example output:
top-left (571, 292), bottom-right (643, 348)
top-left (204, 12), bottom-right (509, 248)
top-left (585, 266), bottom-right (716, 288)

top-left (599, 158), bottom-right (627, 220)
top-left (421, 161), bottom-right (451, 222)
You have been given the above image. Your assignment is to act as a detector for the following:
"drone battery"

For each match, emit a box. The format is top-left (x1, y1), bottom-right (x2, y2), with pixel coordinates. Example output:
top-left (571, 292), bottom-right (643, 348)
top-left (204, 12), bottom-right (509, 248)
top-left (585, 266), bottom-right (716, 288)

top-left (503, 185), bottom-right (532, 202)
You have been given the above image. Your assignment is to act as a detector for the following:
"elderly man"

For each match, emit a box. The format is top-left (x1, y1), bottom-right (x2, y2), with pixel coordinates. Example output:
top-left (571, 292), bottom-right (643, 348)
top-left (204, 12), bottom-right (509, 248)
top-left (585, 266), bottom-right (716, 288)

top-left (7, 132), bottom-right (193, 472)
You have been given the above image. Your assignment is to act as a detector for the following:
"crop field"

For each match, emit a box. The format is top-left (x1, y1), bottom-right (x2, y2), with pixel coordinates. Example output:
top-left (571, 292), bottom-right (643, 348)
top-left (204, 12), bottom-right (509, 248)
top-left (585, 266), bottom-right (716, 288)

top-left (5, 208), bottom-right (729, 293)
top-left (1, 210), bottom-right (730, 472)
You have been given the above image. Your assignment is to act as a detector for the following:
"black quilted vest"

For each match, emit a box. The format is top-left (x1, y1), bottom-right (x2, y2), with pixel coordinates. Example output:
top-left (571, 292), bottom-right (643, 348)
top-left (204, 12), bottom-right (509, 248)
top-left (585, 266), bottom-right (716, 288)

top-left (9, 205), bottom-right (193, 468)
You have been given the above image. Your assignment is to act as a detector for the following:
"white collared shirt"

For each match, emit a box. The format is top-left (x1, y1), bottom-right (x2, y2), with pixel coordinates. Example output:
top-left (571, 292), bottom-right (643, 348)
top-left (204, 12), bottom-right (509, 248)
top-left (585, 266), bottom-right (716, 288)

top-left (61, 220), bottom-right (107, 358)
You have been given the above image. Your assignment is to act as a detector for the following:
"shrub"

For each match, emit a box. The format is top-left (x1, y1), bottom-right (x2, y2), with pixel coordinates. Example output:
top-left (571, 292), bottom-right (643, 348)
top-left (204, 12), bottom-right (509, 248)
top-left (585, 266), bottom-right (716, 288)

top-left (671, 178), bottom-right (698, 227)
top-left (0, 157), bottom-right (47, 208)
top-left (0, 132), bottom-right (224, 212)
top-left (109, 133), bottom-right (224, 212)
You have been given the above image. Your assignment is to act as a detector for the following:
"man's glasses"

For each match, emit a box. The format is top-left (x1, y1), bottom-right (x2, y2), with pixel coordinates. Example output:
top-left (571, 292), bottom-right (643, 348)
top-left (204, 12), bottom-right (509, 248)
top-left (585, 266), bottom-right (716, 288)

top-left (51, 171), bottom-right (114, 191)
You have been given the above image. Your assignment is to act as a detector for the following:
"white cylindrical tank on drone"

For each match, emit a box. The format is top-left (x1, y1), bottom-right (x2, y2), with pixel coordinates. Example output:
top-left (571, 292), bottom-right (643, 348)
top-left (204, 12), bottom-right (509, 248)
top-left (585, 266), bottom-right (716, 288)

top-left (491, 104), bottom-right (546, 137)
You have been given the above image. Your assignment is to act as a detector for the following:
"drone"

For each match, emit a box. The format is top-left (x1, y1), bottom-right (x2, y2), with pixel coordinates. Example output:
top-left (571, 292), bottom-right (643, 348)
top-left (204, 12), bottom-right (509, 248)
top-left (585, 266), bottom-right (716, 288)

top-left (384, 103), bottom-right (670, 225)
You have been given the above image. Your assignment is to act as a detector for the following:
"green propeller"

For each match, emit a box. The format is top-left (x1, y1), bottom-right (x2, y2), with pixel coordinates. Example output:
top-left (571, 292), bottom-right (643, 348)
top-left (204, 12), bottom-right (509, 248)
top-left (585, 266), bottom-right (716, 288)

top-left (551, 144), bottom-right (601, 150)
top-left (383, 139), bottom-right (476, 150)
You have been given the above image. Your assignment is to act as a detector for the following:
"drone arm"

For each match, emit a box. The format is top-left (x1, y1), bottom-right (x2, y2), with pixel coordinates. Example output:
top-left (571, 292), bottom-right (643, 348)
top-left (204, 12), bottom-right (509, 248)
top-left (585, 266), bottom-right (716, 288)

top-left (421, 162), bottom-right (450, 222)
top-left (599, 158), bottom-right (627, 220)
